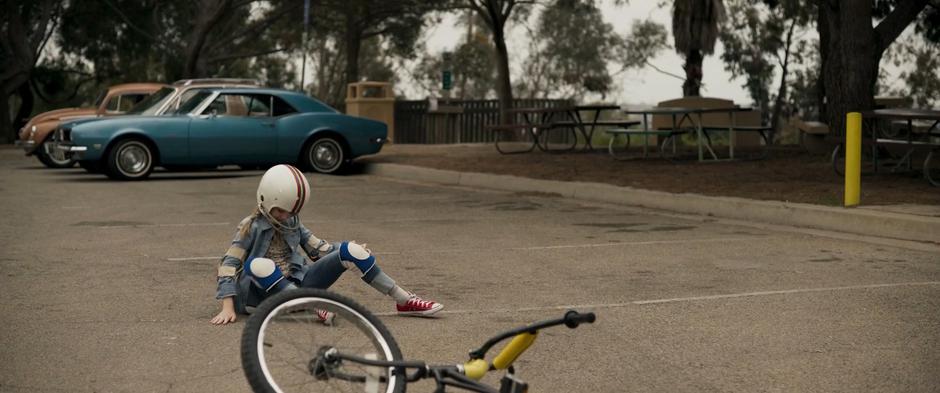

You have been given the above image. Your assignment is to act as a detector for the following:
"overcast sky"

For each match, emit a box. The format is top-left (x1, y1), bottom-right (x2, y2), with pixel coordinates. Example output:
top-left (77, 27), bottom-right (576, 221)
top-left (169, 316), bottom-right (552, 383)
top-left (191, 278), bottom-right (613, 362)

top-left (413, 0), bottom-right (919, 107)
top-left (415, 0), bottom-right (751, 106)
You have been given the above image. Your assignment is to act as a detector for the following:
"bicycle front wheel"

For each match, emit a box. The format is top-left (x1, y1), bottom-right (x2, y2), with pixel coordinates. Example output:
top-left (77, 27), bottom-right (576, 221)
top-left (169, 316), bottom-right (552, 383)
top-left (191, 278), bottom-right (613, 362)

top-left (241, 289), bottom-right (406, 393)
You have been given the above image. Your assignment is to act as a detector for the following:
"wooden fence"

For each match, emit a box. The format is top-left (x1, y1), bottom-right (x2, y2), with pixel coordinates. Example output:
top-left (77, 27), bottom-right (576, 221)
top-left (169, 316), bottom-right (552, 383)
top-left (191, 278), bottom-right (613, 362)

top-left (394, 98), bottom-right (573, 144)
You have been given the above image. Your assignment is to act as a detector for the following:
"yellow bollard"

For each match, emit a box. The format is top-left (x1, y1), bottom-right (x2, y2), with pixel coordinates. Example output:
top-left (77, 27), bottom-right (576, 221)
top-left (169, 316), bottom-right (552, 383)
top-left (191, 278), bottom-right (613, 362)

top-left (844, 112), bottom-right (861, 207)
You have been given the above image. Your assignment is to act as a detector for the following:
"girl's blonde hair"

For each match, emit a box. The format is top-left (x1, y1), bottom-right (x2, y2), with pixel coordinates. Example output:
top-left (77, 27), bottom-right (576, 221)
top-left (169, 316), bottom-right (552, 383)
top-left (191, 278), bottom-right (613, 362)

top-left (237, 207), bottom-right (263, 239)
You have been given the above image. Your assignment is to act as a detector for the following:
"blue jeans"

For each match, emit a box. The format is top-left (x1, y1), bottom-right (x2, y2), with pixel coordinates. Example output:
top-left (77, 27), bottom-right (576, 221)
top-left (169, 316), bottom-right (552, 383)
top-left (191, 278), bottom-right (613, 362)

top-left (236, 249), bottom-right (386, 313)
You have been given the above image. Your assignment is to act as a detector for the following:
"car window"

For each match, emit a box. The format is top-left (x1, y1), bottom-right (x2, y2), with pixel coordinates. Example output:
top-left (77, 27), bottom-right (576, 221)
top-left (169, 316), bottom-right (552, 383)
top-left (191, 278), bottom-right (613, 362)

top-left (174, 88), bottom-right (206, 112)
top-left (272, 96), bottom-right (297, 117)
top-left (203, 94), bottom-right (234, 116)
top-left (205, 93), bottom-right (275, 117)
top-left (245, 94), bottom-right (273, 117)
top-left (127, 87), bottom-right (176, 115)
top-left (117, 94), bottom-right (148, 112)
top-left (105, 95), bottom-right (121, 112)
top-left (177, 91), bottom-right (214, 114)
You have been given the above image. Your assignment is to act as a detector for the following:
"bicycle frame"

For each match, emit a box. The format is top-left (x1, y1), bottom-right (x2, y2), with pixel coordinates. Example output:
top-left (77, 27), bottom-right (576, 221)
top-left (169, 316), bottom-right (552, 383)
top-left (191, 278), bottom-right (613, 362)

top-left (321, 310), bottom-right (596, 393)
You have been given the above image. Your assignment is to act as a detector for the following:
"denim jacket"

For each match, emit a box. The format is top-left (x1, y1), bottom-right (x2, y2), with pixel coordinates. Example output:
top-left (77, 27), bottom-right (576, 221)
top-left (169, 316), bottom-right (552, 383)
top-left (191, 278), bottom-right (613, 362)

top-left (215, 213), bottom-right (333, 308)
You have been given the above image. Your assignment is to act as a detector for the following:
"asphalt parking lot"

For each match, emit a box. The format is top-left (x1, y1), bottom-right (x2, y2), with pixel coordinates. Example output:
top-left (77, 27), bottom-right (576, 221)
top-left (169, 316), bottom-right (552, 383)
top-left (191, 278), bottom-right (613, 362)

top-left (1, 146), bottom-right (938, 392)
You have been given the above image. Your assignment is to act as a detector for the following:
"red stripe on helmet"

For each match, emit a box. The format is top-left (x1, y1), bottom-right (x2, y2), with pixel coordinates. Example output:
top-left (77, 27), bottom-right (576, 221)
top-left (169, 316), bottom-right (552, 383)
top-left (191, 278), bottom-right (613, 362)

top-left (287, 165), bottom-right (303, 214)
top-left (293, 165), bottom-right (308, 213)
top-left (286, 165), bottom-right (307, 214)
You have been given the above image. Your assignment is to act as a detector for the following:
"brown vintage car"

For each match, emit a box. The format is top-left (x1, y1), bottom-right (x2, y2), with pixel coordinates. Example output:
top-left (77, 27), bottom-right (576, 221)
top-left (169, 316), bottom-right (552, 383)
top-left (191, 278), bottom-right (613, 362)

top-left (16, 82), bottom-right (168, 168)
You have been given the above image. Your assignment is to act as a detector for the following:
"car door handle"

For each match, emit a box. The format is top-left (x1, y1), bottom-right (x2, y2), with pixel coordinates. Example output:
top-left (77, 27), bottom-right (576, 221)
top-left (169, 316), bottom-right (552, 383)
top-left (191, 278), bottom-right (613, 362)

top-left (261, 121), bottom-right (275, 127)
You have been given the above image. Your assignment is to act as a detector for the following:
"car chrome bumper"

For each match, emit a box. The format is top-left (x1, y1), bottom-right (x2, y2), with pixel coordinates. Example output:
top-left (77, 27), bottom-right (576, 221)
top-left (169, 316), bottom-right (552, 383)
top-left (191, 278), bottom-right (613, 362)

top-left (54, 143), bottom-right (88, 152)
top-left (14, 140), bottom-right (35, 151)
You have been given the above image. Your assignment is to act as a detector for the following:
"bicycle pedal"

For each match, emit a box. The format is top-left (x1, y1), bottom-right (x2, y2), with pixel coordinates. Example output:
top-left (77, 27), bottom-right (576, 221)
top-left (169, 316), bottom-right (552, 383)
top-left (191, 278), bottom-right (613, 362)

top-left (499, 373), bottom-right (529, 393)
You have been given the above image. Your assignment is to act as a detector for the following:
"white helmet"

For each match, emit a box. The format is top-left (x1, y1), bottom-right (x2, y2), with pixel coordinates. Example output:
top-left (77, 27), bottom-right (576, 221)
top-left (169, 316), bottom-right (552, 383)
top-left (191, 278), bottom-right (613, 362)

top-left (257, 164), bottom-right (310, 220)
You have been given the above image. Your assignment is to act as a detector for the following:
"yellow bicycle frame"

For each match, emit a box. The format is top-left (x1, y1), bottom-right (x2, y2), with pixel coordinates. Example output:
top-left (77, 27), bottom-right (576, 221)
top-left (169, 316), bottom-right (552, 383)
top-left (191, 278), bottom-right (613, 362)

top-left (463, 332), bottom-right (538, 380)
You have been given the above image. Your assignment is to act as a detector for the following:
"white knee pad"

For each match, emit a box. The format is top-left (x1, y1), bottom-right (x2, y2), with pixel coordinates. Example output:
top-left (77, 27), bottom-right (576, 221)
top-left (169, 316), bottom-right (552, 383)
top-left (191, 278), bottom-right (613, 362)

top-left (248, 257), bottom-right (290, 292)
top-left (339, 241), bottom-right (376, 274)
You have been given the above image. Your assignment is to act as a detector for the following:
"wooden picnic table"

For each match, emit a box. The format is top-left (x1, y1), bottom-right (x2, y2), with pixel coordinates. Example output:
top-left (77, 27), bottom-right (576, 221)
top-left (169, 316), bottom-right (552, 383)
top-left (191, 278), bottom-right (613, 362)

top-left (611, 106), bottom-right (767, 161)
top-left (849, 108), bottom-right (940, 186)
top-left (487, 105), bottom-right (641, 154)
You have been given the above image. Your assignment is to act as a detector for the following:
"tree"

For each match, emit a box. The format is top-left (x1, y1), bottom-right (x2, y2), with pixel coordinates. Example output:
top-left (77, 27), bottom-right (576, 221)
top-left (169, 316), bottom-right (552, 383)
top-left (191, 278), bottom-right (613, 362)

top-left (816, 0), bottom-right (929, 138)
top-left (719, 0), bottom-right (814, 142)
top-left (672, 0), bottom-right (726, 97)
top-left (311, 0), bottom-right (433, 85)
top-left (515, 0), bottom-right (621, 101)
top-left (1, 0), bottom-right (62, 142)
top-left (884, 39), bottom-right (940, 108)
top-left (452, 0), bottom-right (536, 123)
top-left (879, 1), bottom-right (940, 108)
top-left (58, 0), bottom-right (299, 82)
top-left (414, 15), bottom-right (497, 100)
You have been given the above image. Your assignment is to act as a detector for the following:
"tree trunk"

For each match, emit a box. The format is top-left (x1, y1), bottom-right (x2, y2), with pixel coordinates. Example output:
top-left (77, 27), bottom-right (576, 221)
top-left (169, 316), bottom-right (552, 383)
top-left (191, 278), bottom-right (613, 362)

top-left (769, 20), bottom-right (797, 144)
top-left (183, 0), bottom-right (231, 78)
top-left (0, 93), bottom-right (12, 143)
top-left (819, 0), bottom-right (926, 140)
top-left (14, 82), bottom-right (33, 131)
top-left (682, 49), bottom-right (703, 97)
top-left (815, 2), bottom-right (829, 123)
top-left (345, 17), bottom-right (362, 85)
top-left (492, 25), bottom-right (513, 124)
top-left (821, 0), bottom-right (875, 139)
top-left (0, 75), bottom-right (31, 144)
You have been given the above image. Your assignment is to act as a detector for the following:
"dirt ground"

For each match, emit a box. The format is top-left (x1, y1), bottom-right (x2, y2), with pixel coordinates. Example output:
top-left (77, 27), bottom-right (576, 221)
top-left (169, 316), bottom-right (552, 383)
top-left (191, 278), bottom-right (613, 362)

top-left (361, 143), bottom-right (940, 206)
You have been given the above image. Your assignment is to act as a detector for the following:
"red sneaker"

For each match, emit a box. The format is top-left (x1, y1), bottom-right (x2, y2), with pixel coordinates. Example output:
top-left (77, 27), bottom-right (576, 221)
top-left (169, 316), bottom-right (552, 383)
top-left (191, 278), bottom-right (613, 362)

top-left (396, 295), bottom-right (443, 316)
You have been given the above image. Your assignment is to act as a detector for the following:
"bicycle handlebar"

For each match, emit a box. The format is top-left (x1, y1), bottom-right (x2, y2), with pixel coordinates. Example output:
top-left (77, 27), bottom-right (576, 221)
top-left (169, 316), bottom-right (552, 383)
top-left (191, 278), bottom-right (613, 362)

top-left (563, 310), bottom-right (596, 328)
top-left (468, 310), bottom-right (596, 360)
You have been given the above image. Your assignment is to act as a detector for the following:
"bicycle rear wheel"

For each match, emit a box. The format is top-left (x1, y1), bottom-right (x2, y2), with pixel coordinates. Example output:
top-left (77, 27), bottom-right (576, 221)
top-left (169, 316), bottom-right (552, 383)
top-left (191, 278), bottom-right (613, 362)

top-left (241, 289), bottom-right (406, 393)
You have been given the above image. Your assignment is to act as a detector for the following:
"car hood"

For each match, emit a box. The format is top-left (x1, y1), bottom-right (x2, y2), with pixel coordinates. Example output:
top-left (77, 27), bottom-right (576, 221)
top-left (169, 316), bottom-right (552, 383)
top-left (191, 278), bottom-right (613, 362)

top-left (69, 115), bottom-right (187, 133)
top-left (23, 107), bottom-right (97, 130)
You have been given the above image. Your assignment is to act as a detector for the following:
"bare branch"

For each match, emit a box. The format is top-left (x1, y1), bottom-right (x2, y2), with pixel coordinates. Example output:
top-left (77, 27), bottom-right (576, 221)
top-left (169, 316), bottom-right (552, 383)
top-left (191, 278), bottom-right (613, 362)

top-left (642, 60), bottom-right (686, 81)
top-left (874, 0), bottom-right (928, 53)
top-left (208, 4), bottom-right (298, 53)
top-left (101, 0), bottom-right (157, 41)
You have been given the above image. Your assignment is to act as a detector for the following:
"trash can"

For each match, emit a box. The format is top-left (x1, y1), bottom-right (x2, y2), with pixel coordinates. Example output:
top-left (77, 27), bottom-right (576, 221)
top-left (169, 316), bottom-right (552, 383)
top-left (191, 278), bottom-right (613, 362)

top-left (346, 81), bottom-right (395, 143)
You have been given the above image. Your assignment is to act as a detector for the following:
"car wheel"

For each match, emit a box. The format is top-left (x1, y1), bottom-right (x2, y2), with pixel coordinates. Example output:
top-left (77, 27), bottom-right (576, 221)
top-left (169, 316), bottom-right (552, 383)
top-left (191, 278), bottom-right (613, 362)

top-left (36, 140), bottom-right (76, 168)
top-left (107, 139), bottom-right (154, 180)
top-left (303, 136), bottom-right (346, 174)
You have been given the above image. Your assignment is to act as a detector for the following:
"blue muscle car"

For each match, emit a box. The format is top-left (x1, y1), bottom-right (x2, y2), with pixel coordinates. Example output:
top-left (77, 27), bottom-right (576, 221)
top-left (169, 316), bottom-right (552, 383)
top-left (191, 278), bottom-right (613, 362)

top-left (53, 88), bottom-right (387, 180)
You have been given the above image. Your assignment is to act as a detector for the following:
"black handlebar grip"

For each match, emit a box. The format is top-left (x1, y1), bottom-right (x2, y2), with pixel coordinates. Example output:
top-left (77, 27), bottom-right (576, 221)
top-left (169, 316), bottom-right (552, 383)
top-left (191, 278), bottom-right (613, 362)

top-left (563, 310), bottom-right (596, 328)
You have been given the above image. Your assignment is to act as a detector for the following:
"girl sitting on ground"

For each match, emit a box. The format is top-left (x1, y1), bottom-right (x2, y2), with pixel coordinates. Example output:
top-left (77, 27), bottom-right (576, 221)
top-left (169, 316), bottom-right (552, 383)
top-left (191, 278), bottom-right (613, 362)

top-left (210, 164), bottom-right (442, 325)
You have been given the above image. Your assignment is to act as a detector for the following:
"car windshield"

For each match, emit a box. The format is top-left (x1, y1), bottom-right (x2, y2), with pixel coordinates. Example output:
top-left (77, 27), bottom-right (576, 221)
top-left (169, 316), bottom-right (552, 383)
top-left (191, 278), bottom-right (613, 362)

top-left (174, 91), bottom-right (214, 114)
top-left (126, 87), bottom-right (177, 116)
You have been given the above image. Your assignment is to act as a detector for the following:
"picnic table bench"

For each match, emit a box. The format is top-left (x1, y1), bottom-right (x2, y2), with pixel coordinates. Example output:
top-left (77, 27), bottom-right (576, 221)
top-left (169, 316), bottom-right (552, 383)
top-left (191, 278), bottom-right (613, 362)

top-left (485, 123), bottom-right (555, 154)
top-left (608, 106), bottom-right (770, 161)
top-left (487, 105), bottom-right (641, 154)
top-left (830, 108), bottom-right (940, 186)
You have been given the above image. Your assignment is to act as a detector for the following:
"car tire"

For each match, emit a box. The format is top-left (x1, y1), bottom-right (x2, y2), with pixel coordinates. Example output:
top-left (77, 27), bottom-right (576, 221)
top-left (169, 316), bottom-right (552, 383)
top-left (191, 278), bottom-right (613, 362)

top-left (36, 140), bottom-right (76, 168)
top-left (106, 139), bottom-right (154, 180)
top-left (302, 136), bottom-right (346, 174)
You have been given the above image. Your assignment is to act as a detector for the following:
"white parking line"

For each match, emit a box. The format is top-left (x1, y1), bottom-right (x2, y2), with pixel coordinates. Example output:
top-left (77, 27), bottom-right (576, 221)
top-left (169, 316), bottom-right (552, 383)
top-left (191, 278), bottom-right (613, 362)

top-left (387, 281), bottom-right (940, 316)
top-left (100, 222), bottom-right (231, 229)
top-left (167, 236), bottom-right (759, 261)
top-left (379, 237), bottom-right (758, 255)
